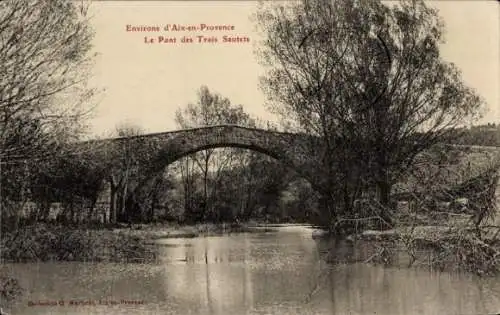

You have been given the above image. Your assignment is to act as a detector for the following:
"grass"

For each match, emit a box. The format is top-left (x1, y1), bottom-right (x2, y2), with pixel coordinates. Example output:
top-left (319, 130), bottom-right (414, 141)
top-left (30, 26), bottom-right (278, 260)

top-left (0, 223), bottom-right (157, 263)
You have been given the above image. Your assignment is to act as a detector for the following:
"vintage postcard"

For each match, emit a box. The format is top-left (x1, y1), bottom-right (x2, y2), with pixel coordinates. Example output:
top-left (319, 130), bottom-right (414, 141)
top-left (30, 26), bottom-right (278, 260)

top-left (0, 1), bottom-right (499, 314)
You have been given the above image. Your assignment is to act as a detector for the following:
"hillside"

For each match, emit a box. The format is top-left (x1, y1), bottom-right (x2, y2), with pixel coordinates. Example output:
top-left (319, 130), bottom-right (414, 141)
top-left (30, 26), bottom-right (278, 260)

top-left (450, 123), bottom-right (500, 147)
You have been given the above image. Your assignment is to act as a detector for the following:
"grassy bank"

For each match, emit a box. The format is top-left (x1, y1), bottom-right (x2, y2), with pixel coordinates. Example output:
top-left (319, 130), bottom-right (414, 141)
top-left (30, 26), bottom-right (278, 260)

top-left (0, 224), bottom-right (157, 263)
top-left (0, 222), bottom-right (262, 263)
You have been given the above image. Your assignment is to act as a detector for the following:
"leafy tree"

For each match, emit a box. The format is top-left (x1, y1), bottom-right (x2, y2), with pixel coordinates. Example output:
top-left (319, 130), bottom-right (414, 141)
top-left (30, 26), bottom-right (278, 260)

top-left (236, 152), bottom-right (290, 221)
top-left (31, 145), bottom-right (107, 223)
top-left (255, 0), bottom-right (484, 230)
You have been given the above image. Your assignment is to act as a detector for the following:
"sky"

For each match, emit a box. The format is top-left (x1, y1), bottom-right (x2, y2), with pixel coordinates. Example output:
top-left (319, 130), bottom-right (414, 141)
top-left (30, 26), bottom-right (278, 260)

top-left (86, 0), bottom-right (499, 138)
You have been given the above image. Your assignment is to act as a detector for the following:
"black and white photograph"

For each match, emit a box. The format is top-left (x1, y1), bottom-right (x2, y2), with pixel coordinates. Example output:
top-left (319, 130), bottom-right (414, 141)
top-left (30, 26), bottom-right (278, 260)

top-left (0, 0), bottom-right (499, 314)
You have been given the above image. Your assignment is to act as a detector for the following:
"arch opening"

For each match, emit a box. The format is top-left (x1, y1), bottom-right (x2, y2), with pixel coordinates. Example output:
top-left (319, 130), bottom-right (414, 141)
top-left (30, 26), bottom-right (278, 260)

top-left (133, 142), bottom-right (308, 195)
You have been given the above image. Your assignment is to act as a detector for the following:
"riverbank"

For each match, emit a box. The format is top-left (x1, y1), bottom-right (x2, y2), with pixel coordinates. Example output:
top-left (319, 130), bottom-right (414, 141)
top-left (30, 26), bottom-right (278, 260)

top-left (313, 222), bottom-right (500, 276)
top-left (0, 224), bottom-right (155, 264)
top-left (114, 222), bottom-right (277, 240)
top-left (0, 222), bottom-right (267, 264)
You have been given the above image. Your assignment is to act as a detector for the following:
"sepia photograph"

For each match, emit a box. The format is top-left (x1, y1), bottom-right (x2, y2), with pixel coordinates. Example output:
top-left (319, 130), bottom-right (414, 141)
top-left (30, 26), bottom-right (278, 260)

top-left (0, 0), bottom-right (499, 314)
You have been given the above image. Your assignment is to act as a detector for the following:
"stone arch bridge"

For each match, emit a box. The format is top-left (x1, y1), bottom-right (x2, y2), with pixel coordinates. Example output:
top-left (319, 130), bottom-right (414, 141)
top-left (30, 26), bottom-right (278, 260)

top-left (78, 125), bottom-right (500, 221)
top-left (90, 124), bottom-right (325, 191)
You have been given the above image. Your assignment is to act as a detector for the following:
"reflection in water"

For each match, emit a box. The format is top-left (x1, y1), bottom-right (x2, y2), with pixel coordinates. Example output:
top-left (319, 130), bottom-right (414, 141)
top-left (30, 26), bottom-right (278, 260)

top-left (2, 224), bottom-right (500, 315)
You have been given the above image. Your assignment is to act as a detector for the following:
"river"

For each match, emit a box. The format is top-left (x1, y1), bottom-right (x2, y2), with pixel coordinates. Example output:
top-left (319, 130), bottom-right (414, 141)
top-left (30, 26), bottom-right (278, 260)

top-left (2, 224), bottom-right (500, 315)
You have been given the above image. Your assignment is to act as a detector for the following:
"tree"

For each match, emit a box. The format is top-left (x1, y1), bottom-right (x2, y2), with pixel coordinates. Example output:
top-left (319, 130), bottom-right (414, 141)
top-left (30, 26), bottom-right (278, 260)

top-left (174, 86), bottom-right (256, 222)
top-left (31, 144), bottom-right (107, 224)
top-left (175, 152), bottom-right (202, 223)
top-left (0, 0), bottom-right (96, 159)
top-left (106, 123), bottom-right (147, 223)
top-left (255, 0), bottom-right (483, 230)
top-left (243, 152), bottom-right (291, 221)
top-left (0, 0), bottom-right (97, 224)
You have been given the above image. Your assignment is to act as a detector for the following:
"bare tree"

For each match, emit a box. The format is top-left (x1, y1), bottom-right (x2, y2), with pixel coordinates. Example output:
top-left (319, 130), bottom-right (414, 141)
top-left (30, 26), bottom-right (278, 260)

top-left (0, 0), bottom-right (96, 159)
top-left (255, 0), bottom-right (484, 230)
top-left (106, 123), bottom-right (145, 223)
top-left (0, 0), bottom-right (97, 225)
top-left (175, 86), bottom-right (256, 222)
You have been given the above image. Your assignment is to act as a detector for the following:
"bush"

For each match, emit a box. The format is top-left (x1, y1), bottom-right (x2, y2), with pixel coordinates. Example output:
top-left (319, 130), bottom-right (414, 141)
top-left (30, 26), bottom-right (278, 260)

top-left (400, 227), bottom-right (500, 276)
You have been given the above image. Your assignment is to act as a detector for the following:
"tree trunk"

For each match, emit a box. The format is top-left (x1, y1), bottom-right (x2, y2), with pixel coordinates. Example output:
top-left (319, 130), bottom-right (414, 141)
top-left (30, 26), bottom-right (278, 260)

top-left (121, 179), bottom-right (128, 222)
top-left (70, 198), bottom-right (75, 224)
top-left (243, 177), bottom-right (253, 220)
top-left (375, 145), bottom-right (393, 229)
top-left (319, 193), bottom-right (335, 228)
top-left (39, 200), bottom-right (51, 222)
top-left (88, 195), bottom-right (97, 223)
top-left (150, 193), bottom-right (156, 222)
top-left (376, 180), bottom-right (393, 229)
top-left (203, 154), bottom-right (211, 221)
top-left (110, 183), bottom-right (117, 224)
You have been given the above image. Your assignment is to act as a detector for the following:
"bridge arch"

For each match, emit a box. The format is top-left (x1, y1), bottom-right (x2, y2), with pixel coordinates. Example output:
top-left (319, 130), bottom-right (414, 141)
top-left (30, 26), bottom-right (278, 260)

top-left (119, 125), bottom-right (320, 195)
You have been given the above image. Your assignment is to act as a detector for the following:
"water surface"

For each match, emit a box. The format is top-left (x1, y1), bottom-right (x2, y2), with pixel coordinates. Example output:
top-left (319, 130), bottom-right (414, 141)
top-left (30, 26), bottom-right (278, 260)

top-left (2, 224), bottom-right (500, 314)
